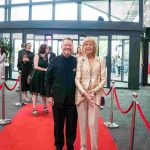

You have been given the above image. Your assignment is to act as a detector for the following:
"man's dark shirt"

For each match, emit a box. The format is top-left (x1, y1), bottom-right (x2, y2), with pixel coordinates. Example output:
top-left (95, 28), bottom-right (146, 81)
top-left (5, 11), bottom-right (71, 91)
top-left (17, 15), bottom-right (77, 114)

top-left (45, 54), bottom-right (77, 104)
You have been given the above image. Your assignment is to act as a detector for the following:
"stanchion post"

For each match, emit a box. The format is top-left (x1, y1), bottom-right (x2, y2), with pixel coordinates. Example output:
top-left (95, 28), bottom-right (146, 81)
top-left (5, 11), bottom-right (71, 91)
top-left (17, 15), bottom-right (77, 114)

top-left (0, 76), bottom-right (11, 125)
top-left (14, 71), bottom-right (26, 106)
top-left (104, 81), bottom-right (119, 128)
top-left (129, 92), bottom-right (138, 150)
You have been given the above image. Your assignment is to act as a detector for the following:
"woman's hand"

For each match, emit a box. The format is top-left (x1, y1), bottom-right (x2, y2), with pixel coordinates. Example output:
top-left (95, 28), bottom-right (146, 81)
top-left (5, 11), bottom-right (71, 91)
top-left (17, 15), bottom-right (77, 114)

top-left (23, 57), bottom-right (29, 62)
top-left (83, 92), bottom-right (95, 106)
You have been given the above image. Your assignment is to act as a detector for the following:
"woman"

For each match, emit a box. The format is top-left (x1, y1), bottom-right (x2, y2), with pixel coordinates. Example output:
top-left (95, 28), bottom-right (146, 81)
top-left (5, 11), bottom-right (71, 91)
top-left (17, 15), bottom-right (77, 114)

top-left (30, 44), bottom-right (48, 116)
top-left (75, 37), bottom-right (106, 150)
top-left (19, 43), bottom-right (34, 102)
top-left (0, 46), bottom-right (6, 82)
top-left (76, 45), bottom-right (82, 58)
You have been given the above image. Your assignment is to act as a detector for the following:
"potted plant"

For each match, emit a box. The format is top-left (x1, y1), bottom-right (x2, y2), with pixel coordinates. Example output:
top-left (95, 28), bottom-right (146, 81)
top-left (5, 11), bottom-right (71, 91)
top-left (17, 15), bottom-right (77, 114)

top-left (0, 37), bottom-right (13, 80)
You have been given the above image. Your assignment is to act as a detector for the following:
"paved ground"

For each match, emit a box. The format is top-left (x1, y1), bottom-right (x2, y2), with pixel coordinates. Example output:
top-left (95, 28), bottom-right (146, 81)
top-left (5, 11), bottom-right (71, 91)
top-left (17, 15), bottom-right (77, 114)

top-left (0, 81), bottom-right (150, 150)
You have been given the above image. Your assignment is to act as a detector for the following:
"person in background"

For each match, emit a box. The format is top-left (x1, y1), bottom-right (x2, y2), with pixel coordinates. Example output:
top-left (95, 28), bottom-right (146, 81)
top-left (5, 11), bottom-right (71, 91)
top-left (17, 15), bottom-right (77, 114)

top-left (47, 46), bottom-right (56, 64)
top-left (17, 43), bottom-right (26, 71)
top-left (45, 38), bottom-right (77, 150)
top-left (18, 43), bottom-right (34, 102)
top-left (75, 37), bottom-right (106, 150)
top-left (30, 44), bottom-right (48, 116)
top-left (0, 46), bottom-right (6, 82)
top-left (75, 45), bottom-right (82, 59)
top-left (16, 43), bottom-right (26, 92)
top-left (115, 55), bottom-right (121, 77)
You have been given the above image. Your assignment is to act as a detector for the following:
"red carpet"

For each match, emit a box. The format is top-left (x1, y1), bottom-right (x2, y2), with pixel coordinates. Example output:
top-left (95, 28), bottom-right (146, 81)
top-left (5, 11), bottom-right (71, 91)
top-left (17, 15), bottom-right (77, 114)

top-left (0, 104), bottom-right (118, 150)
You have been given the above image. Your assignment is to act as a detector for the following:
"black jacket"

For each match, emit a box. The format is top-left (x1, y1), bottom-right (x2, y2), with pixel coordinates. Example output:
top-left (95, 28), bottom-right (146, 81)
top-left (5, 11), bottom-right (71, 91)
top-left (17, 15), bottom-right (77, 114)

top-left (17, 49), bottom-right (34, 71)
top-left (45, 54), bottom-right (77, 104)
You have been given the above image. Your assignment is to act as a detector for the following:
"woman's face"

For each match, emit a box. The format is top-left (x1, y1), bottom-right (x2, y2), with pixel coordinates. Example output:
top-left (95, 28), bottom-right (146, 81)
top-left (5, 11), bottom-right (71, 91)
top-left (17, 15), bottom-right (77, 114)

top-left (45, 47), bottom-right (50, 54)
top-left (84, 41), bottom-right (94, 55)
top-left (77, 47), bottom-right (82, 53)
top-left (26, 44), bottom-right (31, 51)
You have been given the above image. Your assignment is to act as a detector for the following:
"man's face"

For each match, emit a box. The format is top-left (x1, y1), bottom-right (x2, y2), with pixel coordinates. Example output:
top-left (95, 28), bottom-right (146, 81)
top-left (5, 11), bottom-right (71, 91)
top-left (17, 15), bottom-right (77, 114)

top-left (61, 39), bottom-right (73, 57)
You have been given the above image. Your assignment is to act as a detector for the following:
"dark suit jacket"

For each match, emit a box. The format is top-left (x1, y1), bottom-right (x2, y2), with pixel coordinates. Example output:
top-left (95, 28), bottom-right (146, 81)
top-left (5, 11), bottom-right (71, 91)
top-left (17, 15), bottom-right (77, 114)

top-left (45, 54), bottom-right (77, 104)
top-left (49, 52), bottom-right (56, 63)
top-left (17, 49), bottom-right (34, 71)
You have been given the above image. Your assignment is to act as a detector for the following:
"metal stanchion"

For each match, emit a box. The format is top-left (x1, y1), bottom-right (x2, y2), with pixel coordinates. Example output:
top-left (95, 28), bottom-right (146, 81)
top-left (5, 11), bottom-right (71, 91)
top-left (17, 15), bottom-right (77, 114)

top-left (104, 81), bottom-right (119, 128)
top-left (15, 71), bottom-right (26, 106)
top-left (0, 76), bottom-right (11, 125)
top-left (129, 92), bottom-right (137, 150)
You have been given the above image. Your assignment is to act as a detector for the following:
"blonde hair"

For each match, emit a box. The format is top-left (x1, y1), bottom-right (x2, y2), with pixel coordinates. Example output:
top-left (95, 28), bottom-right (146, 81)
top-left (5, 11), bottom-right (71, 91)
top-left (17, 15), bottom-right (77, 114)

top-left (82, 37), bottom-right (97, 56)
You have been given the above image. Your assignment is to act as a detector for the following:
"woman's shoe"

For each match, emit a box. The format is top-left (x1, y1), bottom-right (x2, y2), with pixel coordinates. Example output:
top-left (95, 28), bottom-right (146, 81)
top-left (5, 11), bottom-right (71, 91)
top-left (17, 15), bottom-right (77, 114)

top-left (44, 105), bottom-right (49, 113)
top-left (24, 97), bottom-right (31, 102)
top-left (32, 108), bottom-right (38, 116)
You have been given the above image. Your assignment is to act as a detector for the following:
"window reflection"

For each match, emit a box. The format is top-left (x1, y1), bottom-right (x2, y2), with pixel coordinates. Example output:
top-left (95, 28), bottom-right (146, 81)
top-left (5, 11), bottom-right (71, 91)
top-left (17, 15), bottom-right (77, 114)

top-left (11, 6), bottom-right (29, 21)
top-left (0, 0), bottom-right (5, 5)
top-left (111, 36), bottom-right (129, 88)
top-left (111, 0), bottom-right (139, 22)
top-left (32, 4), bottom-right (52, 20)
top-left (32, 0), bottom-right (52, 2)
top-left (81, 1), bottom-right (108, 21)
top-left (0, 8), bottom-right (4, 21)
top-left (11, 0), bottom-right (29, 4)
top-left (98, 36), bottom-right (108, 57)
top-left (55, 3), bottom-right (77, 20)
top-left (144, 0), bottom-right (150, 27)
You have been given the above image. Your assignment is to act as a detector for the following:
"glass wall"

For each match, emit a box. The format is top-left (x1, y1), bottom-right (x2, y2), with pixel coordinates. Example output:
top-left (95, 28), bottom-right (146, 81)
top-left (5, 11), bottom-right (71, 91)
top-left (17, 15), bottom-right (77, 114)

top-left (0, 0), bottom-right (140, 22)
top-left (0, 8), bottom-right (4, 21)
top-left (55, 3), bottom-right (77, 20)
top-left (81, 1), bottom-right (108, 21)
top-left (0, 0), bottom-right (5, 5)
top-left (32, 4), bottom-right (52, 20)
top-left (111, 0), bottom-right (139, 22)
top-left (11, 6), bottom-right (29, 21)
top-left (11, 0), bottom-right (29, 4)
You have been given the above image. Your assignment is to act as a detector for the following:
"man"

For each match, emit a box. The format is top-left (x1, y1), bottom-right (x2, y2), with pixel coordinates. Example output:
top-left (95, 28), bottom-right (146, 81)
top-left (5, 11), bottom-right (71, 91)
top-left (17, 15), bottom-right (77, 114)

top-left (47, 46), bottom-right (56, 64)
top-left (16, 43), bottom-right (26, 92)
top-left (17, 43), bottom-right (26, 71)
top-left (45, 38), bottom-right (77, 150)
top-left (18, 43), bottom-right (34, 101)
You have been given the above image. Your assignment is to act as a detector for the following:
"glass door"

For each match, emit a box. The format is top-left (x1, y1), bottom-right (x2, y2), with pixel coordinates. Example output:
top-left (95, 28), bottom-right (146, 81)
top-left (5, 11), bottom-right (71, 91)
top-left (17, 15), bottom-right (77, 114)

top-left (12, 33), bottom-right (22, 79)
top-left (111, 35), bottom-right (129, 88)
top-left (148, 42), bottom-right (150, 84)
top-left (26, 34), bottom-right (46, 54)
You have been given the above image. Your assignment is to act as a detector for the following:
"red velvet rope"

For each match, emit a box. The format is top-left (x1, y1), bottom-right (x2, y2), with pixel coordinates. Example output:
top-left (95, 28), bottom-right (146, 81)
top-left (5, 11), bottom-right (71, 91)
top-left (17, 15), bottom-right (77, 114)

top-left (136, 103), bottom-right (150, 131)
top-left (113, 88), bottom-right (134, 114)
top-left (0, 84), bottom-right (2, 90)
top-left (102, 87), bottom-right (112, 96)
top-left (4, 78), bottom-right (19, 91)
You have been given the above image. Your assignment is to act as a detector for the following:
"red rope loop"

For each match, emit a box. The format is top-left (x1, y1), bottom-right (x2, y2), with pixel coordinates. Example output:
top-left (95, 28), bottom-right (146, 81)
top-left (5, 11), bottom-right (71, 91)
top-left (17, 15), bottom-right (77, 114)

top-left (4, 78), bottom-right (19, 91)
top-left (113, 88), bottom-right (134, 114)
top-left (136, 103), bottom-right (150, 131)
top-left (0, 84), bottom-right (2, 90)
top-left (102, 87), bottom-right (112, 96)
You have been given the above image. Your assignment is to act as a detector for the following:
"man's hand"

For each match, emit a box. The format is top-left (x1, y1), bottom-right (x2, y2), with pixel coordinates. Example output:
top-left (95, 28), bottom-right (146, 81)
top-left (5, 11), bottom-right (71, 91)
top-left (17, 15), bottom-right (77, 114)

top-left (47, 97), bottom-right (54, 106)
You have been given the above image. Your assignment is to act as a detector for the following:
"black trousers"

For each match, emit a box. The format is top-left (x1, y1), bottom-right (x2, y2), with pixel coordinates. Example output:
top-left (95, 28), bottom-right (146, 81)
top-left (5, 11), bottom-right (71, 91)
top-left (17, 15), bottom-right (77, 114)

top-left (52, 102), bottom-right (77, 150)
